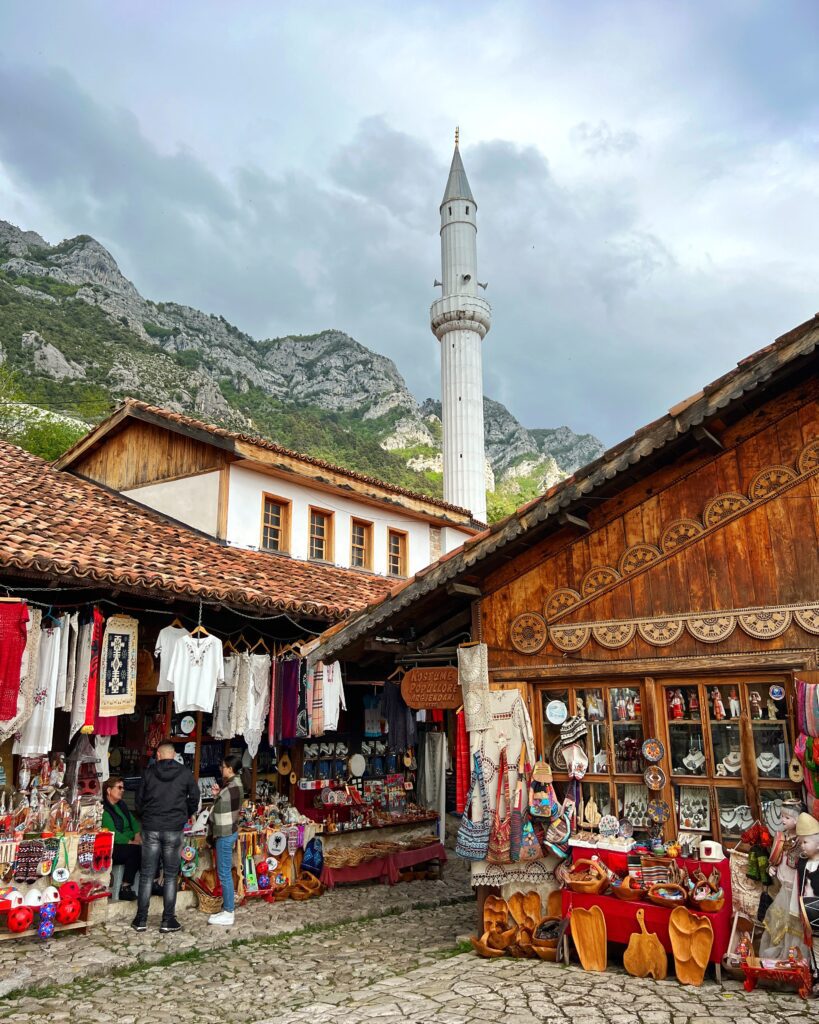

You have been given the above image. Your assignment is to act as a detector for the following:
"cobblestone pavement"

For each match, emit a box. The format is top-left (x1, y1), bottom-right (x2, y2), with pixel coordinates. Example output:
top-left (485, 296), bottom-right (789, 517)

top-left (0, 863), bottom-right (814, 1024)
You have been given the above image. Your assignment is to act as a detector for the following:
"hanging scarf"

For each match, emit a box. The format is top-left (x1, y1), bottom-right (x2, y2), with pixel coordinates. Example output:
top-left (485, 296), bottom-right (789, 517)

top-left (267, 658), bottom-right (278, 746)
top-left (0, 602), bottom-right (30, 720)
top-left (0, 608), bottom-right (41, 744)
top-left (81, 608), bottom-right (105, 734)
top-left (97, 614), bottom-right (138, 716)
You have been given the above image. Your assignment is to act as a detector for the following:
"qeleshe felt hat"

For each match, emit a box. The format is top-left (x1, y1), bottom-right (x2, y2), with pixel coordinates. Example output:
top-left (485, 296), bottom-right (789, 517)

top-left (795, 812), bottom-right (819, 837)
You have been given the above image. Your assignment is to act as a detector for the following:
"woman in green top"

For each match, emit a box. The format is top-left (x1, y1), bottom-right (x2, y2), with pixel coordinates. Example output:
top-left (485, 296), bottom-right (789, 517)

top-left (102, 776), bottom-right (143, 900)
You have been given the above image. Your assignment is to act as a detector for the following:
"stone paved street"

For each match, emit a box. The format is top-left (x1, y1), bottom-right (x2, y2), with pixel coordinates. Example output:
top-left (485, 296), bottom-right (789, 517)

top-left (0, 863), bottom-right (814, 1024)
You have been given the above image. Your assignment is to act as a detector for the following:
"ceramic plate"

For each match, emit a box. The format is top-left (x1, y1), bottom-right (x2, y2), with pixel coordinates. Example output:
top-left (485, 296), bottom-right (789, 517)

top-left (598, 813), bottom-right (619, 837)
top-left (641, 738), bottom-right (664, 764)
top-left (643, 765), bottom-right (666, 791)
top-left (267, 831), bottom-right (287, 856)
top-left (647, 799), bottom-right (671, 824)
top-left (618, 819), bottom-right (634, 838)
top-left (546, 700), bottom-right (568, 725)
top-left (180, 715), bottom-right (196, 735)
top-left (348, 753), bottom-right (366, 777)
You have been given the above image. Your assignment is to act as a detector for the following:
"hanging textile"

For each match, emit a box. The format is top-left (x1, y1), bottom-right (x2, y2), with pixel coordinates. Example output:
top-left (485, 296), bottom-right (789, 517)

top-left (322, 661), bottom-right (346, 732)
top-left (242, 653), bottom-right (271, 758)
top-left (0, 608), bottom-right (42, 744)
top-left (168, 633), bottom-right (225, 714)
top-left (296, 662), bottom-right (309, 738)
top-left (310, 660), bottom-right (324, 737)
top-left (380, 680), bottom-right (417, 751)
top-left (363, 694), bottom-right (381, 737)
top-left (97, 614), bottom-right (138, 717)
top-left (417, 731), bottom-right (448, 839)
top-left (55, 612), bottom-right (76, 709)
top-left (231, 652), bottom-right (250, 735)
top-left (457, 643), bottom-right (492, 733)
top-left (69, 620), bottom-right (93, 740)
top-left (95, 735), bottom-right (112, 783)
top-left (455, 708), bottom-right (470, 814)
top-left (274, 658), bottom-right (285, 742)
top-left (13, 617), bottom-right (61, 755)
top-left (213, 653), bottom-right (239, 740)
top-left (303, 663), bottom-right (313, 736)
top-left (81, 608), bottom-right (105, 734)
top-left (154, 624), bottom-right (190, 693)
top-left (280, 660), bottom-right (300, 740)
top-left (62, 612), bottom-right (80, 712)
top-left (0, 601), bottom-right (29, 720)
top-left (267, 658), bottom-right (278, 746)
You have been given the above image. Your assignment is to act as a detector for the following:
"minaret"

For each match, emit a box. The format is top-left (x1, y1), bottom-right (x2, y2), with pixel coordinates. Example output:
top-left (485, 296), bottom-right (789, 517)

top-left (430, 129), bottom-right (491, 523)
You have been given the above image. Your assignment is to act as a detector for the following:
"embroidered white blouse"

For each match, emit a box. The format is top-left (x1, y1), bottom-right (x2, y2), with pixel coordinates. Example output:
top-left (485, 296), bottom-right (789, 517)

top-left (168, 634), bottom-right (224, 714)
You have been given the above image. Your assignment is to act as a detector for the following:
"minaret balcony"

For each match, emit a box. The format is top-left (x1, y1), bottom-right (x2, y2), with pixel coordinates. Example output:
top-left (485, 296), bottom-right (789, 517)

top-left (430, 294), bottom-right (492, 339)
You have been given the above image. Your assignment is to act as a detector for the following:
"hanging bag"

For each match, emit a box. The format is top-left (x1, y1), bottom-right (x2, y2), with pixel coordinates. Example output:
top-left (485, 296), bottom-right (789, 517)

top-left (487, 748), bottom-right (512, 864)
top-left (529, 760), bottom-right (559, 821)
top-left (455, 752), bottom-right (491, 862)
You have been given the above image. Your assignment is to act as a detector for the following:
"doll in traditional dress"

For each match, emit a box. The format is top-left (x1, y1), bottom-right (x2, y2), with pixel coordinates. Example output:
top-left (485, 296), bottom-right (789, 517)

top-left (796, 812), bottom-right (819, 971)
top-left (749, 691), bottom-right (763, 718)
top-left (728, 687), bottom-right (741, 718)
top-left (688, 690), bottom-right (699, 719)
top-left (670, 689), bottom-right (685, 720)
top-left (711, 688), bottom-right (726, 721)
top-left (760, 800), bottom-right (809, 960)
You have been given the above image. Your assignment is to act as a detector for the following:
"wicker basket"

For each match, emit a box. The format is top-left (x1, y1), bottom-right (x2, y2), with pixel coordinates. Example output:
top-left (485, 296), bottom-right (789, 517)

top-left (186, 878), bottom-right (223, 915)
top-left (565, 858), bottom-right (610, 895)
top-left (646, 882), bottom-right (687, 909)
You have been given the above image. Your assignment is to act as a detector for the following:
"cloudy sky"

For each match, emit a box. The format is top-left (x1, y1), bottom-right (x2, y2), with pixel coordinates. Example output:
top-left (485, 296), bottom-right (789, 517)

top-left (1, 2), bottom-right (817, 444)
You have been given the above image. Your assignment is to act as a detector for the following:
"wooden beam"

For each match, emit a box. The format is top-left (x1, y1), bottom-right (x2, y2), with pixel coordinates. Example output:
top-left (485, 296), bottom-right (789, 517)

top-left (693, 425), bottom-right (724, 451)
top-left (558, 512), bottom-right (590, 531)
top-left (446, 583), bottom-right (482, 598)
top-left (363, 639), bottom-right (411, 654)
top-left (416, 608), bottom-right (471, 650)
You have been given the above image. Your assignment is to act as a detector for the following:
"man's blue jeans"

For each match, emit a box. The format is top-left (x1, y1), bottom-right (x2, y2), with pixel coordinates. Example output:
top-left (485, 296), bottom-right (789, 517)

top-left (137, 829), bottom-right (183, 922)
top-left (215, 833), bottom-right (238, 912)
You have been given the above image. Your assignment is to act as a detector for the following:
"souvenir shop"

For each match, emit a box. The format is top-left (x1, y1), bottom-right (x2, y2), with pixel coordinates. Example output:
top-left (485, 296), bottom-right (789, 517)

top-left (304, 320), bottom-right (819, 995)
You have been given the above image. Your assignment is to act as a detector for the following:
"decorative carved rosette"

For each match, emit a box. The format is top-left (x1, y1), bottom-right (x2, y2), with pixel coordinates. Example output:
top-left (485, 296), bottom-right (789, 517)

top-left (795, 606), bottom-right (819, 635)
top-left (581, 565), bottom-right (620, 597)
top-left (637, 618), bottom-right (686, 646)
top-left (686, 614), bottom-right (737, 643)
top-left (509, 612), bottom-right (548, 654)
top-left (703, 492), bottom-right (751, 527)
top-left (660, 518), bottom-right (704, 553)
top-left (748, 466), bottom-right (798, 500)
top-left (549, 624), bottom-right (592, 653)
top-left (737, 608), bottom-right (793, 639)
top-left (619, 543), bottom-right (661, 575)
top-left (544, 587), bottom-right (582, 621)
top-left (591, 622), bottom-right (636, 650)
top-left (798, 439), bottom-right (819, 475)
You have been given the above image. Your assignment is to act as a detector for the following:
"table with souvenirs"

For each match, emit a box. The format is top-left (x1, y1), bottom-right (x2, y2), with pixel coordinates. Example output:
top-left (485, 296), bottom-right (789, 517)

top-left (0, 750), bottom-right (113, 941)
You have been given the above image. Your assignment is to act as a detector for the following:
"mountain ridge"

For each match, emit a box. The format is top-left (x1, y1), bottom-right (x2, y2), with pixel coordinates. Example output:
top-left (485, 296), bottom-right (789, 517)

top-left (0, 219), bottom-right (604, 520)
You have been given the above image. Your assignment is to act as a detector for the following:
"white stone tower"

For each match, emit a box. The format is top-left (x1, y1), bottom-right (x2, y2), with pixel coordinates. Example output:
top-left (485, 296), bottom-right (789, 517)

top-left (430, 130), bottom-right (491, 523)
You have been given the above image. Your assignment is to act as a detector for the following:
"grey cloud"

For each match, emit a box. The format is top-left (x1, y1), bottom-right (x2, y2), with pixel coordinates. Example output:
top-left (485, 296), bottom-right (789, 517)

top-left (571, 121), bottom-right (640, 157)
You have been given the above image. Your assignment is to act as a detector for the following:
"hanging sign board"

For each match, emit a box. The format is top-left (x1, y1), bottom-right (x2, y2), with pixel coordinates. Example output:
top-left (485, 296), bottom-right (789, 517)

top-left (401, 666), bottom-right (461, 709)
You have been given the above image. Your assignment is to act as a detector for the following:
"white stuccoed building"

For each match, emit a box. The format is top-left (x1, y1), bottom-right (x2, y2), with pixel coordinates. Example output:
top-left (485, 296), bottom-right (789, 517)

top-left (430, 133), bottom-right (492, 525)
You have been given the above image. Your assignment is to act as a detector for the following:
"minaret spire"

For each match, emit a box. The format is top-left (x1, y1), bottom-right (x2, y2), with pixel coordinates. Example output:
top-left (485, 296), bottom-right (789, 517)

top-left (430, 137), bottom-right (491, 524)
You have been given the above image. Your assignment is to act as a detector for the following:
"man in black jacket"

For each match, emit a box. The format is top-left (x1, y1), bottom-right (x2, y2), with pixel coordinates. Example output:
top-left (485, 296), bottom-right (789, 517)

top-left (132, 741), bottom-right (200, 933)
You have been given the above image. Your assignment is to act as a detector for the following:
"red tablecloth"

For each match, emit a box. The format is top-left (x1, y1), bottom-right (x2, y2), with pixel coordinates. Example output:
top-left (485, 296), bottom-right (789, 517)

top-left (320, 843), bottom-right (447, 890)
top-left (563, 845), bottom-right (733, 963)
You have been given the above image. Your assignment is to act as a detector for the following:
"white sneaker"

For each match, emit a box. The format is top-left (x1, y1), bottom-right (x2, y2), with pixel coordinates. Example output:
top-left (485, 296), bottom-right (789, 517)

top-left (207, 910), bottom-right (234, 926)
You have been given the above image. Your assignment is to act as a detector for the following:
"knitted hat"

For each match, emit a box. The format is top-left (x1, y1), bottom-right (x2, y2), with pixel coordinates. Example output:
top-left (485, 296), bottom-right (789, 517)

top-left (560, 715), bottom-right (587, 747)
top-left (795, 812), bottom-right (819, 836)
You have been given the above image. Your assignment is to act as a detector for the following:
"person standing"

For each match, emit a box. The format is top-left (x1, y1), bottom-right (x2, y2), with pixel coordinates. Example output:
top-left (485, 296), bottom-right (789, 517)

top-left (132, 741), bottom-right (199, 933)
top-left (207, 753), bottom-right (244, 926)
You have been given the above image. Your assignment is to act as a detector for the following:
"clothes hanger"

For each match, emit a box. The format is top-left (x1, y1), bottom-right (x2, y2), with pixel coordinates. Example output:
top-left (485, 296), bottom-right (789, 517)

top-left (386, 667), bottom-right (404, 681)
top-left (190, 623), bottom-right (210, 637)
top-left (458, 640), bottom-right (482, 648)
top-left (249, 635), bottom-right (270, 654)
top-left (224, 637), bottom-right (239, 654)
top-left (170, 617), bottom-right (185, 629)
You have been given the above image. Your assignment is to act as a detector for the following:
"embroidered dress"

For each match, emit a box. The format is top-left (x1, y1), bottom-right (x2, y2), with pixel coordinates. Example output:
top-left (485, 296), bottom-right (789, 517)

top-left (168, 634), bottom-right (224, 714)
top-left (322, 661), bottom-right (346, 732)
top-left (69, 620), bottom-right (92, 740)
top-left (98, 614), bottom-right (138, 717)
top-left (242, 653), bottom-right (271, 758)
top-left (13, 619), bottom-right (61, 755)
top-left (0, 602), bottom-right (29, 720)
top-left (154, 625), bottom-right (190, 693)
top-left (231, 653), bottom-right (251, 738)
top-left (62, 612), bottom-right (80, 712)
top-left (213, 654), bottom-right (239, 740)
top-left (55, 612), bottom-right (76, 709)
top-left (0, 608), bottom-right (42, 744)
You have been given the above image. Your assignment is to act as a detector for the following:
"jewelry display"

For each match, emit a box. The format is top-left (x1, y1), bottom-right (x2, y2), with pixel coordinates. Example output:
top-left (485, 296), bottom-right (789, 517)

top-left (677, 786), bottom-right (711, 832)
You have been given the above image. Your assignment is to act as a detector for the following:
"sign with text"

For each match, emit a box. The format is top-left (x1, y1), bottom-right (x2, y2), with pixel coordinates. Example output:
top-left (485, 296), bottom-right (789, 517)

top-left (401, 666), bottom-right (461, 709)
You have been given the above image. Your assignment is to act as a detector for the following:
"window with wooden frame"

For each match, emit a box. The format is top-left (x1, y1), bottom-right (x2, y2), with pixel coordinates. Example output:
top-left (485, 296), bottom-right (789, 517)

top-left (387, 529), bottom-right (408, 577)
top-left (260, 493), bottom-right (291, 553)
top-left (536, 681), bottom-right (648, 833)
top-left (349, 518), bottom-right (373, 570)
top-left (659, 676), bottom-right (798, 844)
top-left (308, 506), bottom-right (334, 562)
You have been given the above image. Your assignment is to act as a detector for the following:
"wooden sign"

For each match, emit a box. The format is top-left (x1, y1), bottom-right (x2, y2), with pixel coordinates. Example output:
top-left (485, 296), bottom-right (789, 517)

top-left (401, 666), bottom-right (461, 709)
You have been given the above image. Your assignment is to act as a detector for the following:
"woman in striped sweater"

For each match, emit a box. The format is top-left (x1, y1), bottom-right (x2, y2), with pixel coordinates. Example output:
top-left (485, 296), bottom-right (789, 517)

top-left (207, 753), bottom-right (244, 926)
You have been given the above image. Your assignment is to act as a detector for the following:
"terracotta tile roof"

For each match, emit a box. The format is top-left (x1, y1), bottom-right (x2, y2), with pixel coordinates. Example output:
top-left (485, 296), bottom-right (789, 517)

top-left (56, 398), bottom-right (479, 524)
top-left (310, 312), bottom-right (819, 662)
top-left (0, 440), bottom-right (394, 619)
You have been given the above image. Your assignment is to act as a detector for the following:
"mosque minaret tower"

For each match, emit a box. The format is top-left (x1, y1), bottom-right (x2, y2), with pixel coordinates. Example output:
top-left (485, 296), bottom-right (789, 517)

top-left (430, 129), bottom-right (491, 524)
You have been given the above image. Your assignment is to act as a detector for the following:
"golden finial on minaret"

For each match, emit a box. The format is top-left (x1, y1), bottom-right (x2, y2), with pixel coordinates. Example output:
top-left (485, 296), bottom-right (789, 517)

top-left (455, 126), bottom-right (459, 147)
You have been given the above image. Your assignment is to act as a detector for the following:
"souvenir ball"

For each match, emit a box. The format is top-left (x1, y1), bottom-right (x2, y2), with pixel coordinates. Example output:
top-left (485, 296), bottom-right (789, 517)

top-left (40, 902), bottom-right (57, 921)
top-left (7, 905), bottom-right (33, 933)
top-left (55, 898), bottom-right (81, 925)
top-left (256, 860), bottom-right (269, 876)
top-left (257, 873), bottom-right (270, 890)
top-left (38, 918), bottom-right (55, 939)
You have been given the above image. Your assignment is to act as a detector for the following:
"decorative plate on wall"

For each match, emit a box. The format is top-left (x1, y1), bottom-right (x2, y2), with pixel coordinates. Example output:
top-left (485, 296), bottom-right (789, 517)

top-left (642, 738), bottom-right (664, 764)
top-left (546, 700), bottom-right (568, 725)
top-left (510, 612), bottom-right (548, 654)
top-left (643, 765), bottom-right (666, 791)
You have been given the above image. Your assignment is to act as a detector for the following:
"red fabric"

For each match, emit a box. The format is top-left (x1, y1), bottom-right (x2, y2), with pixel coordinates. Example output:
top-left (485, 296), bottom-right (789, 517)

top-left (387, 842), bottom-right (447, 883)
top-left (0, 602), bottom-right (29, 719)
top-left (455, 709), bottom-right (470, 814)
top-left (319, 843), bottom-right (447, 890)
top-left (82, 608), bottom-right (104, 733)
top-left (94, 712), bottom-right (118, 736)
top-left (564, 844), bottom-right (733, 962)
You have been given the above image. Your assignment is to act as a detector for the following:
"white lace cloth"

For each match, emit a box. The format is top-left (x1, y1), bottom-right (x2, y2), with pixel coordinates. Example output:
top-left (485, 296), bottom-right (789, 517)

top-left (458, 644), bottom-right (492, 732)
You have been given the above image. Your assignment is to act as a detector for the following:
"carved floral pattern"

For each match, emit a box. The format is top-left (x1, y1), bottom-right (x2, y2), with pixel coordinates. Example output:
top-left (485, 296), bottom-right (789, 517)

top-left (549, 624), bottom-right (592, 652)
top-left (619, 543), bottom-right (661, 575)
top-left (686, 614), bottom-right (737, 643)
top-left (637, 618), bottom-right (686, 646)
top-left (581, 566), bottom-right (621, 597)
top-left (703, 492), bottom-right (751, 527)
top-left (798, 439), bottom-right (819, 475)
top-left (591, 622), bottom-right (636, 649)
top-left (509, 612), bottom-right (547, 654)
top-left (748, 466), bottom-right (798, 500)
top-left (660, 519), bottom-right (704, 552)
top-left (544, 588), bottom-right (582, 621)
top-left (737, 609), bottom-right (792, 639)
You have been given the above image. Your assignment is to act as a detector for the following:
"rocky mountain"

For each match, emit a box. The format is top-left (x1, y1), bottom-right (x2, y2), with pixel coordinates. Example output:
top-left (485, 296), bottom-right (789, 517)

top-left (0, 219), bottom-right (603, 519)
